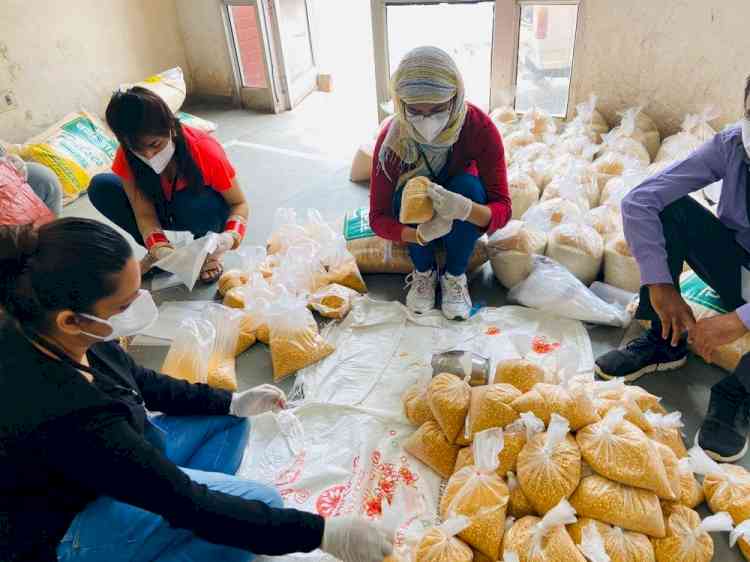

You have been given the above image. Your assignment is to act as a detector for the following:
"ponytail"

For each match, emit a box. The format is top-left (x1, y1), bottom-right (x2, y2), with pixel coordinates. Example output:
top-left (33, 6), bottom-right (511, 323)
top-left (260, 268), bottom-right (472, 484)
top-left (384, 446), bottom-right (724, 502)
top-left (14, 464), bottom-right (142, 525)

top-left (0, 218), bottom-right (132, 330)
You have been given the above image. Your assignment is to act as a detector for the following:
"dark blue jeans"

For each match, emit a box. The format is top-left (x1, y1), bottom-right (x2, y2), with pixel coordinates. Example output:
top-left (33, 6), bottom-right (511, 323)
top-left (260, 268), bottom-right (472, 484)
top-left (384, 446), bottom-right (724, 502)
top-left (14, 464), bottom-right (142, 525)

top-left (394, 173), bottom-right (487, 276)
top-left (88, 173), bottom-right (230, 247)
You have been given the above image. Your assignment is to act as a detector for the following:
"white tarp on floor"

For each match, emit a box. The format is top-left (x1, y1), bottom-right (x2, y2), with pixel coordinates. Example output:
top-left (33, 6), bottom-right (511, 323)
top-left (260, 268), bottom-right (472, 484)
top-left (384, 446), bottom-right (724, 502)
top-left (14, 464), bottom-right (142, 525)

top-left (238, 297), bottom-right (593, 561)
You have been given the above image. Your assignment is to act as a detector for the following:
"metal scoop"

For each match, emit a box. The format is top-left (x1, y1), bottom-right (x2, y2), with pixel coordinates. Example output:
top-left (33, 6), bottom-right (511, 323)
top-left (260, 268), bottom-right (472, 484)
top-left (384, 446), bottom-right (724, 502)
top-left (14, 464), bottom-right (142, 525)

top-left (431, 350), bottom-right (491, 386)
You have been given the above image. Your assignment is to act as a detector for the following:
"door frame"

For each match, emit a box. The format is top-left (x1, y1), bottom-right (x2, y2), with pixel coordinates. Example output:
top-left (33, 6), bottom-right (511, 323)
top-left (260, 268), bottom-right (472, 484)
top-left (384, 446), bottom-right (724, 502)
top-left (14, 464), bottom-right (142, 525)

top-left (370, 0), bottom-right (583, 122)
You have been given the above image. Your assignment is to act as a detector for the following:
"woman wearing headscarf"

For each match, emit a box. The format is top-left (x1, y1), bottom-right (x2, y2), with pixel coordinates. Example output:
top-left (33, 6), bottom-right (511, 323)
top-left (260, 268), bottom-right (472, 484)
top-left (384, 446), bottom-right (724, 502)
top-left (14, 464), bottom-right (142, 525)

top-left (370, 46), bottom-right (511, 320)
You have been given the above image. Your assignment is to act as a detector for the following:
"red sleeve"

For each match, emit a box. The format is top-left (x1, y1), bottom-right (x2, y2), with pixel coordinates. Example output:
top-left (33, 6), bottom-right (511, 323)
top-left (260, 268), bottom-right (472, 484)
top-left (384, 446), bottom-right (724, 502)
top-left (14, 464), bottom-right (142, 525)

top-left (369, 125), bottom-right (405, 242)
top-left (192, 135), bottom-right (236, 192)
top-left (469, 106), bottom-right (512, 235)
top-left (111, 146), bottom-right (133, 180)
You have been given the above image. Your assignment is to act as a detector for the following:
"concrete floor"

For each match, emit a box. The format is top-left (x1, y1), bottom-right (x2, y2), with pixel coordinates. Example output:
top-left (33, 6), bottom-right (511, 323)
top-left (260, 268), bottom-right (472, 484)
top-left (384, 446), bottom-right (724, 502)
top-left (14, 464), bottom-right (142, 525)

top-left (63, 92), bottom-right (745, 560)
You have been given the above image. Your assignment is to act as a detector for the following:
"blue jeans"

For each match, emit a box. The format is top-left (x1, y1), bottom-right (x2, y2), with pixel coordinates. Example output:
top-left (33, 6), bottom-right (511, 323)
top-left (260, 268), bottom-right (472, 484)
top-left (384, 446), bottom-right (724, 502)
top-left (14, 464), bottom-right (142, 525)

top-left (88, 173), bottom-right (230, 247)
top-left (394, 173), bottom-right (487, 276)
top-left (57, 416), bottom-right (282, 562)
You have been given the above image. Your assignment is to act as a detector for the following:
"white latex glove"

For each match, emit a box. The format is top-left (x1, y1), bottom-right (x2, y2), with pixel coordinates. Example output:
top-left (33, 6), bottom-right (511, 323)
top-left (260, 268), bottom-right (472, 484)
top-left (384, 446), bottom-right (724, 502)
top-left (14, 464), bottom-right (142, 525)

top-left (321, 516), bottom-right (393, 562)
top-left (210, 232), bottom-right (236, 259)
top-left (230, 384), bottom-right (287, 417)
top-left (416, 215), bottom-right (452, 245)
top-left (427, 182), bottom-right (473, 221)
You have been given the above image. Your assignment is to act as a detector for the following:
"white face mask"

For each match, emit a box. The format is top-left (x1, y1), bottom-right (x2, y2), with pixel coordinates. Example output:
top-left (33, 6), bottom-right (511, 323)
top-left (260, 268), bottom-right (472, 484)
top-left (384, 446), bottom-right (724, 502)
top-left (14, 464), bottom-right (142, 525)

top-left (79, 290), bottom-right (158, 342)
top-left (135, 139), bottom-right (175, 174)
top-left (742, 118), bottom-right (750, 159)
top-left (407, 110), bottom-right (451, 143)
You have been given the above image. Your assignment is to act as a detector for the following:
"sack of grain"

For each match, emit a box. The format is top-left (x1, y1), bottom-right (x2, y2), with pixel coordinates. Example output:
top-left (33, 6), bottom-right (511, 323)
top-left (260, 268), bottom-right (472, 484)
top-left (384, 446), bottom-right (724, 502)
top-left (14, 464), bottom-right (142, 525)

top-left (575, 408), bottom-right (677, 500)
top-left (730, 519), bottom-right (750, 561)
top-left (441, 429), bottom-right (510, 559)
top-left (128, 67), bottom-right (186, 113)
top-left (428, 373), bottom-right (471, 444)
top-left (599, 171), bottom-right (649, 208)
top-left (507, 169), bottom-right (540, 219)
top-left (413, 517), bottom-right (473, 562)
top-left (613, 107), bottom-right (661, 161)
top-left (603, 236), bottom-right (641, 293)
top-left (487, 220), bottom-right (547, 289)
top-left (342, 207), bottom-right (489, 274)
top-left (644, 411), bottom-right (688, 459)
top-left (570, 474), bottom-right (665, 537)
top-left (522, 197), bottom-right (586, 233)
top-left (655, 107), bottom-right (718, 163)
top-left (400, 176), bottom-right (435, 224)
top-left (308, 283), bottom-right (358, 320)
top-left (542, 160), bottom-right (598, 208)
top-left (586, 205), bottom-right (622, 241)
top-left (468, 383), bottom-right (522, 437)
top-left (521, 107), bottom-right (558, 141)
top-left (652, 508), bottom-right (733, 562)
top-left (569, 518), bottom-right (655, 562)
top-left (546, 223), bottom-right (604, 285)
top-left (566, 94), bottom-right (610, 143)
top-left (506, 125), bottom-right (539, 158)
top-left (491, 90), bottom-right (518, 127)
top-left (503, 499), bottom-right (586, 561)
top-left (267, 291), bottom-right (335, 381)
top-left (507, 470), bottom-right (535, 519)
top-left (598, 133), bottom-right (651, 167)
top-left (493, 358), bottom-right (550, 394)
top-left (403, 381), bottom-right (435, 427)
top-left (161, 318), bottom-right (215, 384)
top-left (350, 140), bottom-right (375, 182)
top-left (512, 382), bottom-right (598, 431)
top-left (517, 414), bottom-right (581, 514)
top-left (689, 446), bottom-right (750, 524)
top-left (404, 420), bottom-right (461, 479)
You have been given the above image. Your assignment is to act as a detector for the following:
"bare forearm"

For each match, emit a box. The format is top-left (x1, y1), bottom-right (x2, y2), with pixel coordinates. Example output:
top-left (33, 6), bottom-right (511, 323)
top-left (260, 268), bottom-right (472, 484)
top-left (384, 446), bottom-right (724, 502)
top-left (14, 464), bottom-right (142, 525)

top-left (228, 202), bottom-right (249, 221)
top-left (401, 226), bottom-right (418, 244)
top-left (467, 203), bottom-right (492, 228)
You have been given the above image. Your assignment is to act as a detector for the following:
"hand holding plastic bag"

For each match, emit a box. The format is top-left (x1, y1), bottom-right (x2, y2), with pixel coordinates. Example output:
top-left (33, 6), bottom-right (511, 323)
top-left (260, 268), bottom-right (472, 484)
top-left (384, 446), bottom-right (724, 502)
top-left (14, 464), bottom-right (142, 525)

top-left (153, 232), bottom-right (220, 291)
top-left (321, 515), bottom-right (393, 562)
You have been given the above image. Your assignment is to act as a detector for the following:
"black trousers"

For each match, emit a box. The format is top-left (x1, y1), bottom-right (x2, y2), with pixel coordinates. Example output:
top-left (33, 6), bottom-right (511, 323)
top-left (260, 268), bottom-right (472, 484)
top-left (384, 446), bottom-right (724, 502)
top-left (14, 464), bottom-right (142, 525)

top-left (636, 196), bottom-right (747, 322)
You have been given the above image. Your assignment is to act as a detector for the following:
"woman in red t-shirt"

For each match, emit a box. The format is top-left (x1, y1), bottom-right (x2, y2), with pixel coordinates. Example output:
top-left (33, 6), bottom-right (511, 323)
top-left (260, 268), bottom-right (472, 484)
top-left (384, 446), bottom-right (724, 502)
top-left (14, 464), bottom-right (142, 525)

top-left (88, 87), bottom-right (249, 282)
top-left (370, 46), bottom-right (511, 320)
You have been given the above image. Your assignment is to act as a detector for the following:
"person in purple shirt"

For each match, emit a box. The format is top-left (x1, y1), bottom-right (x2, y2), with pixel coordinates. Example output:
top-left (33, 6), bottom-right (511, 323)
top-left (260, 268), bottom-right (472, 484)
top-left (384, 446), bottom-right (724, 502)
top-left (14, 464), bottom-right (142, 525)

top-left (596, 79), bottom-right (750, 463)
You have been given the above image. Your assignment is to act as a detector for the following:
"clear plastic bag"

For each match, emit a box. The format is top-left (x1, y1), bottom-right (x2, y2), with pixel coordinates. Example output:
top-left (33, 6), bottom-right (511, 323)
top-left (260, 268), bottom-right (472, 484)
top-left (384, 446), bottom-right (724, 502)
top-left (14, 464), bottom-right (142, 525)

top-left (404, 420), bottom-right (460, 479)
top-left (503, 499), bottom-right (585, 561)
top-left (267, 208), bottom-right (311, 255)
top-left (266, 289), bottom-right (335, 381)
top-left (576, 408), bottom-right (677, 500)
top-left (487, 220), bottom-right (547, 290)
top-left (644, 410), bottom-right (688, 459)
top-left (400, 176), bottom-right (435, 224)
top-left (236, 273), bottom-right (277, 344)
top-left (603, 235), bottom-right (641, 293)
top-left (541, 161), bottom-right (600, 210)
top-left (569, 519), bottom-right (656, 562)
top-left (441, 429), bottom-right (510, 559)
top-left (565, 94), bottom-right (610, 143)
top-left (467, 384), bottom-right (522, 443)
top-left (598, 130), bottom-right (651, 168)
top-left (153, 232), bottom-right (220, 291)
top-left (203, 304), bottom-right (243, 391)
top-left (730, 518), bottom-right (750, 560)
top-left (517, 414), bottom-right (582, 514)
top-left (490, 88), bottom-right (517, 126)
top-left (521, 106), bottom-right (558, 140)
top-left (427, 373), bottom-right (471, 444)
top-left (652, 508), bottom-right (733, 562)
top-left (402, 380), bottom-right (435, 427)
top-left (161, 317), bottom-right (216, 384)
top-left (546, 222), bottom-right (604, 285)
top-left (217, 245), bottom-right (267, 296)
top-left (493, 357), bottom-right (550, 394)
top-left (662, 457), bottom-right (705, 515)
top-left (508, 256), bottom-right (631, 327)
top-left (507, 470), bottom-right (534, 519)
top-left (413, 517), bottom-right (473, 562)
top-left (522, 198), bottom-right (585, 234)
top-left (612, 107), bottom-right (661, 161)
top-left (688, 446), bottom-right (750, 524)
top-left (587, 205), bottom-right (622, 241)
top-left (318, 237), bottom-right (367, 294)
top-left (308, 283), bottom-right (358, 320)
top-left (507, 168), bottom-right (540, 219)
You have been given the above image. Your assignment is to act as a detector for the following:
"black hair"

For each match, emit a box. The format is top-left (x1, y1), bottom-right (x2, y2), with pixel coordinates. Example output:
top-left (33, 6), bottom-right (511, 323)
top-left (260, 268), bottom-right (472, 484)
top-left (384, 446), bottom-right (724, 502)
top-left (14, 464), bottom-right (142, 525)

top-left (105, 86), bottom-right (205, 219)
top-left (0, 218), bottom-right (133, 330)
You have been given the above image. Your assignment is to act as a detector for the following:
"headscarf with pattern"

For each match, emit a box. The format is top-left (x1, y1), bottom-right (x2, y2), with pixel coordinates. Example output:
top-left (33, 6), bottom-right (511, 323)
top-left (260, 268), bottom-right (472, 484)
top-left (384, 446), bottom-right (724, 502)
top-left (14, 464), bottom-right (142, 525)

top-left (378, 46), bottom-right (467, 188)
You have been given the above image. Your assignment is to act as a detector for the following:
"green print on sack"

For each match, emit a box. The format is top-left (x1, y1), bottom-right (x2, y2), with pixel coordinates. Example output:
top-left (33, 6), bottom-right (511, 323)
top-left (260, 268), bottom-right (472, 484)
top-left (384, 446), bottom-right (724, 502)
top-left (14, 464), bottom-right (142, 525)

top-left (343, 207), bottom-right (375, 241)
top-left (681, 273), bottom-right (727, 314)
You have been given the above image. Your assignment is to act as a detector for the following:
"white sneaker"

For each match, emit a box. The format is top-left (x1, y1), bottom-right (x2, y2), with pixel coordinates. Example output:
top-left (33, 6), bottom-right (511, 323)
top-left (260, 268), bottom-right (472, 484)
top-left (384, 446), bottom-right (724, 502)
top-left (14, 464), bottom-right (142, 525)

top-left (405, 270), bottom-right (437, 314)
top-left (440, 272), bottom-right (472, 320)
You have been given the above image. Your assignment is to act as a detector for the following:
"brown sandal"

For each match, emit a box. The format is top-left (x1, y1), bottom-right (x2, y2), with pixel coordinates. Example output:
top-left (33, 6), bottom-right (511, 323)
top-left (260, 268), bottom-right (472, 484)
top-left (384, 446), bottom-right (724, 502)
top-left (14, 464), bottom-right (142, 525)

top-left (200, 255), bottom-right (224, 284)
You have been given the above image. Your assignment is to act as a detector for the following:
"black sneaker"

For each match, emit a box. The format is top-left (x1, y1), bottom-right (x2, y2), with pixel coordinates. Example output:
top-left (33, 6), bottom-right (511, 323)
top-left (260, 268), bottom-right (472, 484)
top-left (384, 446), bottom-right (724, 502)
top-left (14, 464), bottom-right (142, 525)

top-left (696, 374), bottom-right (750, 462)
top-left (594, 328), bottom-right (688, 382)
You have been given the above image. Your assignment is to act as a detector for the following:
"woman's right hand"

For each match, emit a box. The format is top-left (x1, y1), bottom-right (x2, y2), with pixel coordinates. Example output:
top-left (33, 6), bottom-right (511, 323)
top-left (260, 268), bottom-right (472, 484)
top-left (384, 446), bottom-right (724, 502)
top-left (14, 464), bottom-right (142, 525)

top-left (321, 515), bottom-right (393, 562)
top-left (416, 215), bottom-right (452, 245)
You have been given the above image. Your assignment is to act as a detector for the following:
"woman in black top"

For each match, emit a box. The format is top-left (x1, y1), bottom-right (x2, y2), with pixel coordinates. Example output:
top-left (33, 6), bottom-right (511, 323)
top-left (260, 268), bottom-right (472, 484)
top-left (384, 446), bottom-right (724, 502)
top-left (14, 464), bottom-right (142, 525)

top-left (0, 218), bottom-right (391, 562)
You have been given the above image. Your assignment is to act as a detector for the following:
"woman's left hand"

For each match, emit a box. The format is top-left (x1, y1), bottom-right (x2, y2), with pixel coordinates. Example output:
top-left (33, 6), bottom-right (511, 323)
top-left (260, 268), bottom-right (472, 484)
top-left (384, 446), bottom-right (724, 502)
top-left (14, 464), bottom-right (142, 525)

top-left (230, 384), bottom-right (287, 417)
top-left (427, 182), bottom-right (472, 221)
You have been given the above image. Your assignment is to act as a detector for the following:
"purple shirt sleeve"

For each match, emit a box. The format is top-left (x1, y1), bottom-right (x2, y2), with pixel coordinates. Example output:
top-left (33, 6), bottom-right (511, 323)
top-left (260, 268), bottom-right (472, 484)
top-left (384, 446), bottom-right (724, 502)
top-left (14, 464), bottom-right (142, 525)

top-left (737, 304), bottom-right (750, 329)
top-left (622, 134), bottom-right (728, 286)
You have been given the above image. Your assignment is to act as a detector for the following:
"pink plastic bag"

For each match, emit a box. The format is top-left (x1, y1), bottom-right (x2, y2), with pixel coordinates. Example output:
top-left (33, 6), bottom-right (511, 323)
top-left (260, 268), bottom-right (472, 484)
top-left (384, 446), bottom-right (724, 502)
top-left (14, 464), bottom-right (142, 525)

top-left (0, 158), bottom-right (54, 227)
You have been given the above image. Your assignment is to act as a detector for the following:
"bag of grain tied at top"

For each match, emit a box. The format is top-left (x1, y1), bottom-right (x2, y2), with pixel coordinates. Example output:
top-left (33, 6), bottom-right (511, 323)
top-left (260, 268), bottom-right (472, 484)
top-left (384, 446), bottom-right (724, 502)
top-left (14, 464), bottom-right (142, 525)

top-left (730, 518), bottom-right (750, 561)
top-left (467, 383), bottom-right (521, 438)
top-left (428, 373), bottom-right (471, 444)
top-left (517, 414), bottom-right (581, 514)
top-left (503, 499), bottom-right (586, 562)
top-left (161, 317), bottom-right (215, 385)
top-left (404, 420), bottom-right (460, 479)
top-left (441, 429), bottom-right (510, 559)
top-left (487, 221), bottom-right (547, 289)
top-left (507, 470), bottom-right (535, 519)
top-left (413, 516), bottom-right (473, 562)
top-left (507, 169), bottom-right (540, 219)
top-left (546, 223), bottom-right (604, 286)
top-left (603, 235), bottom-right (641, 293)
top-left (402, 380), bottom-right (435, 427)
top-left (689, 445), bottom-right (750, 524)
top-left (652, 508), bottom-right (733, 562)
top-left (644, 410), bottom-right (688, 458)
top-left (512, 380), bottom-right (599, 431)
top-left (569, 518), bottom-right (655, 562)
top-left (576, 407), bottom-right (677, 500)
top-left (661, 458), bottom-right (705, 515)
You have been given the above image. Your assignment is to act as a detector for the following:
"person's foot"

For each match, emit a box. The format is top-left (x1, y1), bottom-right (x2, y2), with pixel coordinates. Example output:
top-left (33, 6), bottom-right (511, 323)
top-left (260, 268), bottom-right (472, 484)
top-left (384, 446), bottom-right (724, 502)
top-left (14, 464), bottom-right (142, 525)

top-left (200, 255), bottom-right (224, 284)
top-left (405, 269), bottom-right (437, 314)
top-left (440, 272), bottom-right (472, 321)
top-left (696, 374), bottom-right (750, 462)
top-left (594, 328), bottom-right (688, 382)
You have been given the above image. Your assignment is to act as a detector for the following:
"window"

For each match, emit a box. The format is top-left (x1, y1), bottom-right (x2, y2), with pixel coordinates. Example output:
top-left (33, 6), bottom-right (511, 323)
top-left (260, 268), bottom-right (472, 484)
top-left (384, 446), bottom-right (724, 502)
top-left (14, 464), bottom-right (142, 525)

top-left (515, 3), bottom-right (578, 117)
top-left (228, 4), bottom-right (268, 88)
top-left (386, 1), bottom-right (495, 110)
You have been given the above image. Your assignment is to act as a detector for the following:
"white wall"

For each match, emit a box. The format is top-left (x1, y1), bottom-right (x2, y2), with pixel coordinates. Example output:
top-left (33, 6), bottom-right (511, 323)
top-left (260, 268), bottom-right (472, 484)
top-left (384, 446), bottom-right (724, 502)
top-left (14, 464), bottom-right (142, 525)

top-left (176, 0), bottom-right (237, 99)
top-left (570, 0), bottom-right (749, 134)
